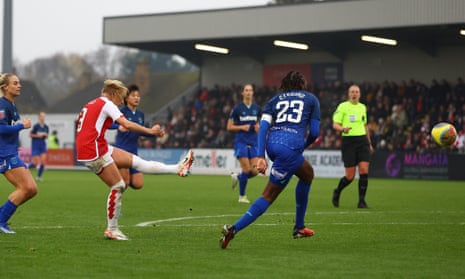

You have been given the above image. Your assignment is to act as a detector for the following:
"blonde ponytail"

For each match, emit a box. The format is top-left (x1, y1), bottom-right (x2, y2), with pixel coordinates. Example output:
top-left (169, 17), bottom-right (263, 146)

top-left (102, 79), bottom-right (128, 100)
top-left (0, 73), bottom-right (10, 96)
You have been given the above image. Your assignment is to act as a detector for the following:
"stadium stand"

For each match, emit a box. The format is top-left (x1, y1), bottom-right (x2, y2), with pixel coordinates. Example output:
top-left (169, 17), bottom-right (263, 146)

top-left (142, 78), bottom-right (465, 154)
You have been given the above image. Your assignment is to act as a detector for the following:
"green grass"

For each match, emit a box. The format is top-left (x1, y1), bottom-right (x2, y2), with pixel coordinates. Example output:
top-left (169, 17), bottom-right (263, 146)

top-left (1, 170), bottom-right (464, 278)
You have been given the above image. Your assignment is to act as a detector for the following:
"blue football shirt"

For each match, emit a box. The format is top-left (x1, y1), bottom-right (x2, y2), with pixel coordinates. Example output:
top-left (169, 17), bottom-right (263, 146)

top-left (262, 90), bottom-right (320, 152)
top-left (114, 106), bottom-right (145, 154)
top-left (0, 97), bottom-right (23, 157)
top-left (229, 102), bottom-right (262, 146)
top-left (31, 123), bottom-right (49, 153)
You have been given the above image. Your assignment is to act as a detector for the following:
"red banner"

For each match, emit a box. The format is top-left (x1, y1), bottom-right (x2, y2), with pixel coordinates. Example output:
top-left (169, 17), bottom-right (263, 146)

top-left (18, 148), bottom-right (74, 167)
top-left (47, 149), bottom-right (75, 166)
top-left (262, 64), bottom-right (312, 88)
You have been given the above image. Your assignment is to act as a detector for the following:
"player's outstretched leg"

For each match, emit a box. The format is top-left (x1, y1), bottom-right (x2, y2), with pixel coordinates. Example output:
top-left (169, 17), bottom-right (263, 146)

top-left (177, 150), bottom-right (194, 177)
top-left (129, 149), bottom-right (194, 176)
top-left (220, 224), bottom-right (235, 249)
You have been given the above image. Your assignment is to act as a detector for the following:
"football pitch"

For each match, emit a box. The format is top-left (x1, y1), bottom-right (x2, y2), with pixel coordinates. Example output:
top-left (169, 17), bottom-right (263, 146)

top-left (0, 170), bottom-right (464, 278)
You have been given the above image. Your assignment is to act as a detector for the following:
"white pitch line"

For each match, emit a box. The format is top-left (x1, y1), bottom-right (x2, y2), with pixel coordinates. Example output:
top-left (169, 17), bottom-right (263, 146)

top-left (14, 225), bottom-right (85, 229)
top-left (135, 222), bottom-right (465, 227)
top-left (135, 214), bottom-right (242, 227)
top-left (135, 211), bottom-right (465, 227)
top-left (135, 211), bottom-right (374, 227)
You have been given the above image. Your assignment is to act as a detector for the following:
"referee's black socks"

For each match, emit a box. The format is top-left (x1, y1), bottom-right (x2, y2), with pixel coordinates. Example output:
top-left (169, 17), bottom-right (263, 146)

top-left (336, 176), bottom-right (352, 193)
top-left (358, 174), bottom-right (368, 201)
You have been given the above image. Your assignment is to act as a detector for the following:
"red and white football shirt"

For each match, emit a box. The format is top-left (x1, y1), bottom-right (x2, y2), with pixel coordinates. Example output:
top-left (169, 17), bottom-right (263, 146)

top-left (75, 96), bottom-right (123, 161)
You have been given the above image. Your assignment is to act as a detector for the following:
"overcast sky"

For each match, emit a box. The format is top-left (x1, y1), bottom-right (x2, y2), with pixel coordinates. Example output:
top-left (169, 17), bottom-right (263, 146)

top-left (0, 0), bottom-right (269, 67)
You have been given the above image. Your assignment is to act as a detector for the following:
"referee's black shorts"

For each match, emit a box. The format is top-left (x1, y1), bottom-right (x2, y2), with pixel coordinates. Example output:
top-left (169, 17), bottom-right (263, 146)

top-left (341, 135), bottom-right (371, 167)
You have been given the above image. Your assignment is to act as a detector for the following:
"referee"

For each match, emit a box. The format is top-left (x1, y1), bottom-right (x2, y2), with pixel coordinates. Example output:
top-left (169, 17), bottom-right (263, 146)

top-left (332, 84), bottom-right (374, 208)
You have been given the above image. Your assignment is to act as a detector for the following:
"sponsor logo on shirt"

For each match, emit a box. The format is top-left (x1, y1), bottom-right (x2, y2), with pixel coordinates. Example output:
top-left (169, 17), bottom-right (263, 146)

top-left (239, 116), bottom-right (258, 122)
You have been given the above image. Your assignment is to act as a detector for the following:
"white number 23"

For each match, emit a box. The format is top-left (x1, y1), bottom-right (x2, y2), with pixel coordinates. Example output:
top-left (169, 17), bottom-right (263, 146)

top-left (275, 100), bottom-right (304, 123)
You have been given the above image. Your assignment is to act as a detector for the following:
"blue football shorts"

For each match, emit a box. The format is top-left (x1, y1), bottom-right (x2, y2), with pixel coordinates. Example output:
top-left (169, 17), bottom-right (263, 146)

top-left (266, 143), bottom-right (305, 188)
top-left (0, 155), bottom-right (27, 174)
top-left (31, 144), bottom-right (47, 156)
top-left (234, 142), bottom-right (258, 159)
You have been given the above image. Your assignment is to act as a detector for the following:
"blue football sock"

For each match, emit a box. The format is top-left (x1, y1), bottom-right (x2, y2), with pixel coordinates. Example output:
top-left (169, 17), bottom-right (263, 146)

top-left (234, 196), bottom-right (270, 233)
top-left (0, 200), bottom-right (18, 224)
top-left (238, 172), bottom-right (248, 196)
top-left (295, 181), bottom-right (311, 229)
top-left (38, 165), bottom-right (45, 178)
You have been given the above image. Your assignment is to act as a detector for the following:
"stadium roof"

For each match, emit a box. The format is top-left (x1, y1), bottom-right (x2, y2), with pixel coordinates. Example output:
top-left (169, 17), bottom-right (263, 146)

top-left (103, 0), bottom-right (465, 65)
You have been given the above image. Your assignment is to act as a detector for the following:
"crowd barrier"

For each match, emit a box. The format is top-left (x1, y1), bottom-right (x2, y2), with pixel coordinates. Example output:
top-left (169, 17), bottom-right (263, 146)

top-left (141, 148), bottom-right (465, 180)
top-left (18, 148), bottom-right (465, 180)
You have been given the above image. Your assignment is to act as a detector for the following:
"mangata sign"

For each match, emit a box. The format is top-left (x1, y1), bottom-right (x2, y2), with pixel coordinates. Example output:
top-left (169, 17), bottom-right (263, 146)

top-left (371, 151), bottom-right (453, 180)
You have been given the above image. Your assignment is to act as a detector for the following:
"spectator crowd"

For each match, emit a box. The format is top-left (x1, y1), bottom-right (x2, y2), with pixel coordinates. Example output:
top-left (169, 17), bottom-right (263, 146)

top-left (140, 78), bottom-right (465, 154)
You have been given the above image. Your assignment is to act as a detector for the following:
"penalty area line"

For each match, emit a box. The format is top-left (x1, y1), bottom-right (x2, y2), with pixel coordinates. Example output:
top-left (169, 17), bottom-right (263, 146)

top-left (135, 211), bottom-right (465, 227)
top-left (135, 212), bottom-right (299, 227)
top-left (135, 211), bottom-right (377, 227)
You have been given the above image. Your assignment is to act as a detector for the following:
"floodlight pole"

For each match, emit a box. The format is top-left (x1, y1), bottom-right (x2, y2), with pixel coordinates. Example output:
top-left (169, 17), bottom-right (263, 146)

top-left (2, 0), bottom-right (13, 73)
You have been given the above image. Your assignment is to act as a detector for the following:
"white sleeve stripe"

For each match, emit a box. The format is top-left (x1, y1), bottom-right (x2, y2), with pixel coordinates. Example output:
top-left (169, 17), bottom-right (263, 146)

top-left (103, 101), bottom-right (124, 121)
top-left (261, 114), bottom-right (272, 123)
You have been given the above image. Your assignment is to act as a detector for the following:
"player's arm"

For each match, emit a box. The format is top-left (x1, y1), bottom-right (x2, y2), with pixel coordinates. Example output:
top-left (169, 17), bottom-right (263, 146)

top-left (226, 119), bottom-right (251, 132)
top-left (30, 132), bottom-right (47, 139)
top-left (256, 113), bottom-right (272, 174)
top-left (32, 131), bottom-right (48, 139)
top-left (115, 116), bottom-right (164, 137)
top-left (305, 119), bottom-right (320, 148)
top-left (108, 123), bottom-right (119, 130)
top-left (0, 125), bottom-right (25, 134)
top-left (109, 122), bottom-right (130, 133)
top-left (363, 107), bottom-right (374, 153)
top-left (43, 126), bottom-right (50, 138)
top-left (333, 122), bottom-right (351, 134)
top-left (253, 121), bottom-right (260, 133)
top-left (365, 124), bottom-right (374, 154)
top-left (253, 107), bottom-right (262, 133)
top-left (0, 118), bottom-right (30, 134)
top-left (30, 125), bottom-right (40, 138)
top-left (332, 105), bottom-right (351, 134)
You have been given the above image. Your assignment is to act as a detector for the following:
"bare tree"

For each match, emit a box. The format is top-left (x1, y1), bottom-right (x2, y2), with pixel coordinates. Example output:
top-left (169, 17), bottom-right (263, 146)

top-left (15, 46), bottom-right (198, 108)
top-left (84, 45), bottom-right (127, 78)
top-left (20, 53), bottom-right (95, 106)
